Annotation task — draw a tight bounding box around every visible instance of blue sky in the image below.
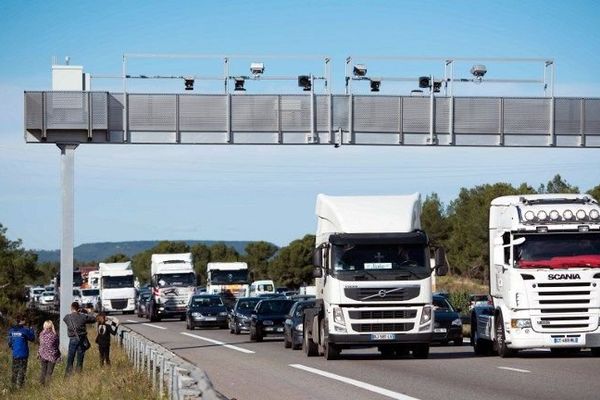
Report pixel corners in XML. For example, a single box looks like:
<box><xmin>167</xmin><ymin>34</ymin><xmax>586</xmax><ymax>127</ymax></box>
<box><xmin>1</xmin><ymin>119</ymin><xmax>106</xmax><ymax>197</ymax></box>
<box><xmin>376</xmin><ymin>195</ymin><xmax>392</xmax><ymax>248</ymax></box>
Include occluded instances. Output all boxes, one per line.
<box><xmin>1</xmin><ymin>1</ymin><xmax>600</xmax><ymax>250</ymax></box>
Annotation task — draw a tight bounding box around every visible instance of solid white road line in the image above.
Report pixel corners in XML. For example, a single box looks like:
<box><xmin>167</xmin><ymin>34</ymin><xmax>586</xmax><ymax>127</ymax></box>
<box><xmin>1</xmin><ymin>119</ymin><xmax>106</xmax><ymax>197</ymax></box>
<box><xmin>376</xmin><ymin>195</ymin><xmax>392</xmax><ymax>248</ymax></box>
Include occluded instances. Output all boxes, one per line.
<box><xmin>180</xmin><ymin>332</ymin><xmax>255</xmax><ymax>354</ymax></box>
<box><xmin>497</xmin><ymin>366</ymin><xmax>531</xmax><ymax>373</ymax></box>
<box><xmin>125</xmin><ymin>319</ymin><xmax>167</xmax><ymax>330</ymax></box>
<box><xmin>289</xmin><ymin>364</ymin><xmax>421</xmax><ymax>400</ymax></box>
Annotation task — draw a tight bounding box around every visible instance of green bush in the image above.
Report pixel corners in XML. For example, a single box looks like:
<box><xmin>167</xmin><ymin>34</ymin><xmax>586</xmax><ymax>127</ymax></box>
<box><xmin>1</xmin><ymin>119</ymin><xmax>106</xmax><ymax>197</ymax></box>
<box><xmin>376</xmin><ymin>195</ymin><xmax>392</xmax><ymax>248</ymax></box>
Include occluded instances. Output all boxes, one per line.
<box><xmin>448</xmin><ymin>290</ymin><xmax>471</xmax><ymax>314</ymax></box>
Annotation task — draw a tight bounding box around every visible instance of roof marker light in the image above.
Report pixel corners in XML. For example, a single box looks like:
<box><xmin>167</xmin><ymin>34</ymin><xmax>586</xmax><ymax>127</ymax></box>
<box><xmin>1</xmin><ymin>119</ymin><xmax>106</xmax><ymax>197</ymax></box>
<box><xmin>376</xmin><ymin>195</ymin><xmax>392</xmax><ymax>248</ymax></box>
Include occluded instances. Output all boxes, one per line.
<box><xmin>549</xmin><ymin>210</ymin><xmax>560</xmax><ymax>221</ymax></box>
<box><xmin>537</xmin><ymin>210</ymin><xmax>548</xmax><ymax>221</ymax></box>
<box><xmin>576</xmin><ymin>209</ymin><xmax>587</xmax><ymax>220</ymax></box>
<box><xmin>524</xmin><ymin>211</ymin><xmax>535</xmax><ymax>221</ymax></box>
<box><xmin>563</xmin><ymin>210</ymin><xmax>574</xmax><ymax>220</ymax></box>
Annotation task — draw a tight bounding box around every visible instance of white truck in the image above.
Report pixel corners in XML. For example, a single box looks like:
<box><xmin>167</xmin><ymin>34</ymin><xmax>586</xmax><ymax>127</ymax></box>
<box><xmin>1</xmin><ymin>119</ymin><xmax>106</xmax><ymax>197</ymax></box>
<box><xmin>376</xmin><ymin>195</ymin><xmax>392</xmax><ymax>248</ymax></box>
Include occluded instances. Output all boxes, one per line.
<box><xmin>206</xmin><ymin>262</ymin><xmax>249</xmax><ymax>298</ymax></box>
<box><xmin>303</xmin><ymin>193</ymin><xmax>448</xmax><ymax>360</ymax></box>
<box><xmin>98</xmin><ymin>262</ymin><xmax>136</xmax><ymax>314</ymax></box>
<box><xmin>471</xmin><ymin>194</ymin><xmax>600</xmax><ymax>357</ymax></box>
<box><xmin>148</xmin><ymin>253</ymin><xmax>196</xmax><ymax>321</ymax></box>
<box><xmin>248</xmin><ymin>280</ymin><xmax>275</xmax><ymax>297</ymax></box>
<box><xmin>87</xmin><ymin>270</ymin><xmax>100</xmax><ymax>289</ymax></box>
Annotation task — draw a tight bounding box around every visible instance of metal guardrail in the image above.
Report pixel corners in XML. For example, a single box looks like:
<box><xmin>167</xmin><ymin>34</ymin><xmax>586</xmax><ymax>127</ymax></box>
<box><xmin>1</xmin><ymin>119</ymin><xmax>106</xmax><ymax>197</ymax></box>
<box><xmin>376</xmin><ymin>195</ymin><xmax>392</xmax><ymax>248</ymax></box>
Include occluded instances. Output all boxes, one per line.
<box><xmin>24</xmin><ymin>91</ymin><xmax>600</xmax><ymax>147</ymax></box>
<box><xmin>120</xmin><ymin>326</ymin><xmax>227</xmax><ymax>400</ymax></box>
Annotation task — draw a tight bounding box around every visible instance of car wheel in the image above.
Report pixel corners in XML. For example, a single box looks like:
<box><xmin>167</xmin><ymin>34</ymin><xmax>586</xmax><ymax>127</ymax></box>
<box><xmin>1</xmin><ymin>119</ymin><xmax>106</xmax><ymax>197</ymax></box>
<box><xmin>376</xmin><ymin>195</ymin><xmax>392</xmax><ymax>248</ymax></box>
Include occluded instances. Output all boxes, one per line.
<box><xmin>303</xmin><ymin>325</ymin><xmax>318</xmax><ymax>357</ymax></box>
<box><xmin>471</xmin><ymin>317</ymin><xmax>492</xmax><ymax>356</ymax></box>
<box><xmin>292</xmin><ymin>338</ymin><xmax>301</xmax><ymax>350</ymax></box>
<box><xmin>180</xmin><ymin>314</ymin><xmax>186</xmax><ymax>321</ymax></box>
<box><xmin>495</xmin><ymin>314</ymin><xmax>516</xmax><ymax>358</ymax></box>
<box><xmin>454</xmin><ymin>337</ymin><xmax>464</xmax><ymax>346</ymax></box>
<box><xmin>250</xmin><ymin>326</ymin><xmax>258</xmax><ymax>341</ymax></box>
<box><xmin>412</xmin><ymin>344</ymin><xmax>430</xmax><ymax>359</ymax></box>
<box><xmin>229</xmin><ymin>323</ymin><xmax>235</xmax><ymax>334</ymax></box>
<box><xmin>255</xmin><ymin>327</ymin><xmax>263</xmax><ymax>342</ymax></box>
<box><xmin>234</xmin><ymin>323</ymin><xmax>241</xmax><ymax>335</ymax></box>
<box><xmin>284</xmin><ymin>333</ymin><xmax>292</xmax><ymax>349</ymax></box>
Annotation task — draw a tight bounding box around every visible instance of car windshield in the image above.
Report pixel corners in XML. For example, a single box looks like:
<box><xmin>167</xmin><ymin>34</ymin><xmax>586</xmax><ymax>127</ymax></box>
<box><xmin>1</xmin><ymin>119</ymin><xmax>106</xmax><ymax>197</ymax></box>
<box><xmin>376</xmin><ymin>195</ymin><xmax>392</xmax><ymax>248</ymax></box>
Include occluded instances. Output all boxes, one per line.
<box><xmin>236</xmin><ymin>299</ymin><xmax>260</xmax><ymax>310</ymax></box>
<box><xmin>294</xmin><ymin>301</ymin><xmax>315</xmax><ymax>317</ymax></box>
<box><xmin>257</xmin><ymin>300</ymin><xmax>295</xmax><ymax>315</ymax></box>
<box><xmin>156</xmin><ymin>273</ymin><xmax>196</xmax><ymax>287</ymax></box>
<box><xmin>515</xmin><ymin>233</ymin><xmax>600</xmax><ymax>268</ymax></box>
<box><xmin>210</xmin><ymin>270</ymin><xmax>248</xmax><ymax>284</ymax></box>
<box><xmin>191</xmin><ymin>297</ymin><xmax>223</xmax><ymax>307</ymax></box>
<box><xmin>33</xmin><ymin>289</ymin><xmax>45</xmax><ymax>294</ymax></box>
<box><xmin>103</xmin><ymin>275</ymin><xmax>134</xmax><ymax>289</ymax></box>
<box><xmin>332</xmin><ymin>243</ymin><xmax>429</xmax><ymax>280</ymax></box>
<box><xmin>81</xmin><ymin>289</ymin><xmax>99</xmax><ymax>296</ymax></box>
<box><xmin>73</xmin><ymin>290</ymin><xmax>80</xmax><ymax>296</ymax></box>
<box><xmin>433</xmin><ymin>297</ymin><xmax>453</xmax><ymax>311</ymax></box>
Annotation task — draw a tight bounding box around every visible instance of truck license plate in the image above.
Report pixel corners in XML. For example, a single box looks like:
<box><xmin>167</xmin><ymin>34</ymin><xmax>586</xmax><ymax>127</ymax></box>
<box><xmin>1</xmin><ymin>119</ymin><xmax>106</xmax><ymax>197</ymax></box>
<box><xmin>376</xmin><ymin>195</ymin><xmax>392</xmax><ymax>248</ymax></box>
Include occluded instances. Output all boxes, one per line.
<box><xmin>553</xmin><ymin>337</ymin><xmax>579</xmax><ymax>344</ymax></box>
<box><xmin>371</xmin><ymin>333</ymin><xmax>395</xmax><ymax>340</ymax></box>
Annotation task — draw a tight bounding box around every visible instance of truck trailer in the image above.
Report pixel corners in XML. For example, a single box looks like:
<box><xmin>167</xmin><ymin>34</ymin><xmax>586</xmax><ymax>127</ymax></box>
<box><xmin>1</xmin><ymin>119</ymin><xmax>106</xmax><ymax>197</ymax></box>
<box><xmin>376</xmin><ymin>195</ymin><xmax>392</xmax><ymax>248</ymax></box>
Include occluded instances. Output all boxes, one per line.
<box><xmin>303</xmin><ymin>193</ymin><xmax>448</xmax><ymax>360</ymax></box>
<box><xmin>471</xmin><ymin>194</ymin><xmax>600</xmax><ymax>357</ymax></box>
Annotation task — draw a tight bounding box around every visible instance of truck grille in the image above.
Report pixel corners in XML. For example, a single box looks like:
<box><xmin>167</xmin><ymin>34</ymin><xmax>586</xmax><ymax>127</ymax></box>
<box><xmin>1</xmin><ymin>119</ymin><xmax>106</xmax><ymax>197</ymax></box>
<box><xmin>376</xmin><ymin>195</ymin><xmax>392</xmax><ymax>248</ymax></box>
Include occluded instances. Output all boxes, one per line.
<box><xmin>344</xmin><ymin>286</ymin><xmax>420</xmax><ymax>302</ymax></box>
<box><xmin>352</xmin><ymin>323</ymin><xmax>414</xmax><ymax>332</ymax></box>
<box><xmin>348</xmin><ymin>310</ymin><xmax>417</xmax><ymax>319</ymax></box>
<box><xmin>111</xmin><ymin>299</ymin><xmax>128</xmax><ymax>310</ymax></box>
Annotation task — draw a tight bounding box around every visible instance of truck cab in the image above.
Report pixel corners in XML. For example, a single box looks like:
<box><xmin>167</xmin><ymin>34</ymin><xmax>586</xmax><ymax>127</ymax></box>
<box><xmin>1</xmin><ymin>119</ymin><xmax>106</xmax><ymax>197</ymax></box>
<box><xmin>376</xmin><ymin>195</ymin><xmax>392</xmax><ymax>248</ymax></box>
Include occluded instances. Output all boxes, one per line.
<box><xmin>149</xmin><ymin>253</ymin><xmax>196</xmax><ymax>321</ymax></box>
<box><xmin>471</xmin><ymin>194</ymin><xmax>600</xmax><ymax>357</ymax></box>
<box><xmin>303</xmin><ymin>193</ymin><xmax>447</xmax><ymax>360</ymax></box>
<box><xmin>98</xmin><ymin>261</ymin><xmax>136</xmax><ymax>314</ymax></box>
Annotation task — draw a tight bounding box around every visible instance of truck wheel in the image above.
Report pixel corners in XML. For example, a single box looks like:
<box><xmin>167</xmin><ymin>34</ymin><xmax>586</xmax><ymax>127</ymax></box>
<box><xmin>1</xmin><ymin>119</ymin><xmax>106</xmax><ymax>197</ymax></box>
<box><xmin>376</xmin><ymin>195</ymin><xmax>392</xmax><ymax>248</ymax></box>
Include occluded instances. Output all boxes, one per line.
<box><xmin>303</xmin><ymin>325</ymin><xmax>318</xmax><ymax>357</ymax></box>
<box><xmin>495</xmin><ymin>314</ymin><xmax>516</xmax><ymax>358</ymax></box>
<box><xmin>412</xmin><ymin>344</ymin><xmax>430</xmax><ymax>359</ymax></box>
<box><xmin>324</xmin><ymin>341</ymin><xmax>339</xmax><ymax>360</ymax></box>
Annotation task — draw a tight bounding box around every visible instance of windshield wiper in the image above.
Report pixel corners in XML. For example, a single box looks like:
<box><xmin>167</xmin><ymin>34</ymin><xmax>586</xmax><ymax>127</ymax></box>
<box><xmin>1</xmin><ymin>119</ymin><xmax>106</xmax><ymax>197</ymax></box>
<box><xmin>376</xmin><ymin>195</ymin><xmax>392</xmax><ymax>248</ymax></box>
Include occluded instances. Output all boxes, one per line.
<box><xmin>354</xmin><ymin>270</ymin><xmax>378</xmax><ymax>281</ymax></box>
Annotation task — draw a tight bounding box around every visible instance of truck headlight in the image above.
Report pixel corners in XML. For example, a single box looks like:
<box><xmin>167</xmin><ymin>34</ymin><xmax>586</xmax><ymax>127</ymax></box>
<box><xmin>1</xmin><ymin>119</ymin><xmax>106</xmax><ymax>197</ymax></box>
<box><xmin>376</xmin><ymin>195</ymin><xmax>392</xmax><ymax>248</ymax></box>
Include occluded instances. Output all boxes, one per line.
<box><xmin>295</xmin><ymin>323</ymin><xmax>303</xmax><ymax>332</ymax></box>
<box><xmin>333</xmin><ymin>307</ymin><xmax>345</xmax><ymax>325</ymax></box>
<box><xmin>420</xmin><ymin>305</ymin><xmax>432</xmax><ymax>324</ymax></box>
<box><xmin>511</xmin><ymin>319</ymin><xmax>531</xmax><ymax>329</ymax></box>
<box><xmin>451</xmin><ymin>318</ymin><xmax>462</xmax><ymax>326</ymax></box>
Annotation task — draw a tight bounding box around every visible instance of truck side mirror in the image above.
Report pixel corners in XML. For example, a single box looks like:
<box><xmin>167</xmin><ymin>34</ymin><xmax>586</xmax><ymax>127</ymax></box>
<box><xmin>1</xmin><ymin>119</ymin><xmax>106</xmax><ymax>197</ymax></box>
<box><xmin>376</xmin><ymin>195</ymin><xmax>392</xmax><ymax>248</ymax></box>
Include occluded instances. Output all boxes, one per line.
<box><xmin>312</xmin><ymin>248</ymin><xmax>323</xmax><ymax>267</ymax></box>
<box><xmin>434</xmin><ymin>248</ymin><xmax>448</xmax><ymax>276</ymax></box>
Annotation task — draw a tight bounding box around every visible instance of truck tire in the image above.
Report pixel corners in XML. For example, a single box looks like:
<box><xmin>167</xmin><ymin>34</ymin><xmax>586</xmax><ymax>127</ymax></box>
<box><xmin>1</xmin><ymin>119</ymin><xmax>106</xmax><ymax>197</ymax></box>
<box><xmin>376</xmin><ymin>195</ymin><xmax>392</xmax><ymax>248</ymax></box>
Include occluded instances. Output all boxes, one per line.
<box><xmin>303</xmin><ymin>325</ymin><xmax>318</xmax><ymax>357</ymax></box>
<box><xmin>412</xmin><ymin>344</ymin><xmax>430</xmax><ymax>359</ymax></box>
<box><xmin>495</xmin><ymin>314</ymin><xmax>516</xmax><ymax>358</ymax></box>
<box><xmin>321</xmin><ymin>322</ymin><xmax>339</xmax><ymax>360</ymax></box>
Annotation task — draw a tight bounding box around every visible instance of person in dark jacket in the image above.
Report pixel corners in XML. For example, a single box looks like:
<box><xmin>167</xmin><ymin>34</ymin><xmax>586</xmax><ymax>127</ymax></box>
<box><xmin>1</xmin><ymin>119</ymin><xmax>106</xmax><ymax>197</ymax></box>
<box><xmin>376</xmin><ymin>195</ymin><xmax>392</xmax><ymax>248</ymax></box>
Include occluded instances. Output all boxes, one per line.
<box><xmin>95</xmin><ymin>313</ymin><xmax>118</xmax><ymax>366</ymax></box>
<box><xmin>63</xmin><ymin>301</ymin><xmax>96</xmax><ymax>376</ymax></box>
<box><xmin>8</xmin><ymin>315</ymin><xmax>35</xmax><ymax>389</ymax></box>
<box><xmin>38</xmin><ymin>320</ymin><xmax>60</xmax><ymax>385</ymax></box>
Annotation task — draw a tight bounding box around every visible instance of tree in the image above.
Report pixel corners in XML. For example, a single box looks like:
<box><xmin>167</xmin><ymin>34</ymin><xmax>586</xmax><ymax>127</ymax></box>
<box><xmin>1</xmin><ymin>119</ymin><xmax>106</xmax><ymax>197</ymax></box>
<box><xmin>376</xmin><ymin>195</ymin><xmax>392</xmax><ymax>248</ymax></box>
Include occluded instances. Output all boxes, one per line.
<box><xmin>587</xmin><ymin>184</ymin><xmax>600</xmax><ymax>201</ymax></box>
<box><xmin>191</xmin><ymin>243</ymin><xmax>210</xmax><ymax>284</ymax></box>
<box><xmin>209</xmin><ymin>242</ymin><xmax>239</xmax><ymax>262</ymax></box>
<box><xmin>103</xmin><ymin>253</ymin><xmax>130</xmax><ymax>263</ymax></box>
<box><xmin>421</xmin><ymin>193</ymin><xmax>450</xmax><ymax>249</ymax></box>
<box><xmin>538</xmin><ymin>174</ymin><xmax>579</xmax><ymax>194</ymax></box>
<box><xmin>270</xmin><ymin>235</ymin><xmax>315</xmax><ymax>289</ymax></box>
<box><xmin>243</xmin><ymin>241</ymin><xmax>278</xmax><ymax>280</ymax></box>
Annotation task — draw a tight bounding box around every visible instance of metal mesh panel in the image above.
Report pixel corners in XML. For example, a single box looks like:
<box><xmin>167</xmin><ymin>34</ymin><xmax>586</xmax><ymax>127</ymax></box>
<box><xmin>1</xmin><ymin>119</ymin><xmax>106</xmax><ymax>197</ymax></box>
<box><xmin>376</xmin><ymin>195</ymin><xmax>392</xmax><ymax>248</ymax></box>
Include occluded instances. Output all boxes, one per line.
<box><xmin>354</xmin><ymin>96</ymin><xmax>400</xmax><ymax>132</ymax></box>
<box><xmin>91</xmin><ymin>92</ymin><xmax>108</xmax><ymax>130</ymax></box>
<box><xmin>279</xmin><ymin>95</ymin><xmax>310</xmax><ymax>132</ymax></box>
<box><xmin>454</xmin><ymin>98</ymin><xmax>500</xmax><ymax>134</ymax></box>
<box><xmin>129</xmin><ymin>94</ymin><xmax>176</xmax><ymax>131</ymax></box>
<box><xmin>108</xmin><ymin>94</ymin><xmax>124</xmax><ymax>131</ymax></box>
<box><xmin>179</xmin><ymin>95</ymin><xmax>226</xmax><ymax>132</ymax></box>
<box><xmin>232</xmin><ymin>95</ymin><xmax>278</xmax><ymax>132</ymax></box>
<box><xmin>315</xmin><ymin>95</ymin><xmax>330</xmax><ymax>132</ymax></box>
<box><xmin>402</xmin><ymin>97</ymin><xmax>429</xmax><ymax>133</ymax></box>
<box><xmin>25</xmin><ymin>92</ymin><xmax>43</xmax><ymax>130</ymax></box>
<box><xmin>554</xmin><ymin>98</ymin><xmax>581</xmax><ymax>135</ymax></box>
<box><xmin>435</xmin><ymin>97</ymin><xmax>449</xmax><ymax>133</ymax></box>
<box><xmin>332</xmin><ymin>95</ymin><xmax>349</xmax><ymax>131</ymax></box>
<box><xmin>504</xmin><ymin>98</ymin><xmax>550</xmax><ymax>134</ymax></box>
<box><xmin>46</xmin><ymin>92</ymin><xmax>88</xmax><ymax>129</ymax></box>
<box><xmin>584</xmin><ymin>99</ymin><xmax>600</xmax><ymax>134</ymax></box>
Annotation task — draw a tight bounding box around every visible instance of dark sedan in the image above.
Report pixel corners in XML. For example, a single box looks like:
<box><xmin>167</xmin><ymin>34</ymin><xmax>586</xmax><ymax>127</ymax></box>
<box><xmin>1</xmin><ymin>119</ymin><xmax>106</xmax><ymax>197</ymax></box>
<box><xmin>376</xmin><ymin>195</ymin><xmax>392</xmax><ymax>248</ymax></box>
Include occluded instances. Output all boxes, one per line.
<box><xmin>432</xmin><ymin>294</ymin><xmax>463</xmax><ymax>345</ymax></box>
<box><xmin>283</xmin><ymin>299</ymin><xmax>315</xmax><ymax>350</ymax></box>
<box><xmin>136</xmin><ymin>291</ymin><xmax>151</xmax><ymax>318</ymax></box>
<box><xmin>228</xmin><ymin>297</ymin><xmax>261</xmax><ymax>334</ymax></box>
<box><xmin>185</xmin><ymin>295</ymin><xmax>229</xmax><ymax>330</ymax></box>
<box><xmin>250</xmin><ymin>299</ymin><xmax>296</xmax><ymax>342</ymax></box>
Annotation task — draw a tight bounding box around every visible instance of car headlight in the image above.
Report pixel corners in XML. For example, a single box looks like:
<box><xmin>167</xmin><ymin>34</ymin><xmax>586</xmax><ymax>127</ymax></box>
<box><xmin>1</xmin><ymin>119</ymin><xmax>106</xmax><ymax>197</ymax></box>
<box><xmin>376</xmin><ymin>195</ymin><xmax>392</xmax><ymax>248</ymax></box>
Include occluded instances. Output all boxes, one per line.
<box><xmin>263</xmin><ymin>320</ymin><xmax>274</xmax><ymax>326</ymax></box>
<box><xmin>191</xmin><ymin>312</ymin><xmax>201</xmax><ymax>317</ymax></box>
<box><xmin>420</xmin><ymin>305</ymin><xmax>432</xmax><ymax>324</ymax></box>
<box><xmin>511</xmin><ymin>319</ymin><xmax>531</xmax><ymax>329</ymax></box>
<box><xmin>295</xmin><ymin>323</ymin><xmax>303</xmax><ymax>332</ymax></box>
<box><xmin>451</xmin><ymin>318</ymin><xmax>462</xmax><ymax>326</ymax></box>
<box><xmin>219</xmin><ymin>311</ymin><xmax>228</xmax><ymax>316</ymax></box>
<box><xmin>333</xmin><ymin>307</ymin><xmax>345</xmax><ymax>325</ymax></box>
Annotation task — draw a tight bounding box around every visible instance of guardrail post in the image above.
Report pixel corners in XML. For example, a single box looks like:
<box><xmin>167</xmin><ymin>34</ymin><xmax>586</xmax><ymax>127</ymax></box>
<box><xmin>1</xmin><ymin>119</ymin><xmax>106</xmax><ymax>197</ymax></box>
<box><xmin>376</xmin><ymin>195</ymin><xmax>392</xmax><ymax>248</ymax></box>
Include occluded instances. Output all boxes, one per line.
<box><xmin>159</xmin><ymin>355</ymin><xmax>165</xmax><ymax>398</ymax></box>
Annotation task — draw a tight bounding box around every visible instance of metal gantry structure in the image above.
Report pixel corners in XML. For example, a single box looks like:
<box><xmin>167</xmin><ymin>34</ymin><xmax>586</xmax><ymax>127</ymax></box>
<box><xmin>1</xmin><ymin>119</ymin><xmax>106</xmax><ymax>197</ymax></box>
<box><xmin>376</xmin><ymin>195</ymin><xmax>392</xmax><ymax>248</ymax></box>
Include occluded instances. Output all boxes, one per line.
<box><xmin>22</xmin><ymin>54</ymin><xmax>599</xmax><ymax>350</ymax></box>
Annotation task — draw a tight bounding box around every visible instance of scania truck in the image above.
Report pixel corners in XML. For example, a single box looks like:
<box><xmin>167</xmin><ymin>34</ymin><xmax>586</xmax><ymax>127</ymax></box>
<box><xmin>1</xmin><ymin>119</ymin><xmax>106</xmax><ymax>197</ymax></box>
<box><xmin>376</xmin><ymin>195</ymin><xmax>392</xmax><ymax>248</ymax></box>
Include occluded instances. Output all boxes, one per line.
<box><xmin>98</xmin><ymin>262</ymin><xmax>136</xmax><ymax>314</ymax></box>
<box><xmin>148</xmin><ymin>253</ymin><xmax>196</xmax><ymax>322</ymax></box>
<box><xmin>471</xmin><ymin>194</ymin><xmax>600</xmax><ymax>357</ymax></box>
<box><xmin>303</xmin><ymin>193</ymin><xmax>448</xmax><ymax>360</ymax></box>
<box><xmin>206</xmin><ymin>262</ymin><xmax>250</xmax><ymax>298</ymax></box>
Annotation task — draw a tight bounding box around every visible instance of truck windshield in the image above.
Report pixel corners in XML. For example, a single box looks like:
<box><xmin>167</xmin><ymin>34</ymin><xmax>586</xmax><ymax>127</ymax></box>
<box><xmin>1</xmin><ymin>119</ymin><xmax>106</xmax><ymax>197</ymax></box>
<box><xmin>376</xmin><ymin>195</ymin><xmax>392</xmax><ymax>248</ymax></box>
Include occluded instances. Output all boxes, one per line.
<box><xmin>156</xmin><ymin>273</ymin><xmax>196</xmax><ymax>287</ymax></box>
<box><xmin>81</xmin><ymin>289</ymin><xmax>99</xmax><ymax>296</ymax></box>
<box><xmin>332</xmin><ymin>243</ymin><xmax>429</xmax><ymax>280</ymax></box>
<box><xmin>210</xmin><ymin>270</ymin><xmax>248</xmax><ymax>284</ymax></box>
<box><xmin>515</xmin><ymin>233</ymin><xmax>600</xmax><ymax>268</ymax></box>
<box><xmin>102</xmin><ymin>275</ymin><xmax>134</xmax><ymax>289</ymax></box>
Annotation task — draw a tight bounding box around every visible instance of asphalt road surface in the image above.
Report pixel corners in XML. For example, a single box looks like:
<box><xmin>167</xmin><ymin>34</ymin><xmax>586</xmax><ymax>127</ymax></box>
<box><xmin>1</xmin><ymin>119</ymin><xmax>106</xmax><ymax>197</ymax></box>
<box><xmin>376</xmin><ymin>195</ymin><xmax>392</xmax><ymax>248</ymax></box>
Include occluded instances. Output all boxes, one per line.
<box><xmin>122</xmin><ymin>316</ymin><xmax>600</xmax><ymax>400</ymax></box>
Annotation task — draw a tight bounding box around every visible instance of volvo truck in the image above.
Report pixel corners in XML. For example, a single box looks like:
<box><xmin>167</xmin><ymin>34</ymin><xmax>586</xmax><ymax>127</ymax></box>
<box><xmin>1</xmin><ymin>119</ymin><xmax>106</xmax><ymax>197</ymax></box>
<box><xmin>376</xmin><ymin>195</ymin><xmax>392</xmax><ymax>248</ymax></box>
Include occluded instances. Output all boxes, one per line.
<box><xmin>303</xmin><ymin>193</ymin><xmax>448</xmax><ymax>360</ymax></box>
<box><xmin>206</xmin><ymin>262</ymin><xmax>250</xmax><ymax>298</ymax></box>
<box><xmin>98</xmin><ymin>262</ymin><xmax>135</xmax><ymax>314</ymax></box>
<box><xmin>148</xmin><ymin>253</ymin><xmax>196</xmax><ymax>321</ymax></box>
<box><xmin>471</xmin><ymin>194</ymin><xmax>600</xmax><ymax>357</ymax></box>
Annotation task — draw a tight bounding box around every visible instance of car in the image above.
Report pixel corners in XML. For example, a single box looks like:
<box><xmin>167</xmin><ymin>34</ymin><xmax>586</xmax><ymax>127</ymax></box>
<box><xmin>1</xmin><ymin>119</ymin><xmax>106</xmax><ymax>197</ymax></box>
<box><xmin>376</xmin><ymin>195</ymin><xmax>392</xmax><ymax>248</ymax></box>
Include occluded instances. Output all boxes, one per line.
<box><xmin>283</xmin><ymin>299</ymin><xmax>315</xmax><ymax>350</ymax></box>
<box><xmin>80</xmin><ymin>288</ymin><xmax>100</xmax><ymax>309</ymax></box>
<box><xmin>228</xmin><ymin>297</ymin><xmax>261</xmax><ymax>335</ymax></box>
<box><xmin>185</xmin><ymin>295</ymin><xmax>229</xmax><ymax>330</ymax></box>
<box><xmin>30</xmin><ymin>287</ymin><xmax>45</xmax><ymax>303</ymax></box>
<box><xmin>136</xmin><ymin>291</ymin><xmax>152</xmax><ymax>318</ymax></box>
<box><xmin>432</xmin><ymin>294</ymin><xmax>463</xmax><ymax>346</ymax></box>
<box><xmin>249</xmin><ymin>299</ymin><xmax>296</xmax><ymax>342</ymax></box>
<box><xmin>469</xmin><ymin>293</ymin><xmax>491</xmax><ymax>310</ymax></box>
<box><xmin>39</xmin><ymin>291</ymin><xmax>55</xmax><ymax>307</ymax></box>
<box><xmin>256</xmin><ymin>293</ymin><xmax>285</xmax><ymax>299</ymax></box>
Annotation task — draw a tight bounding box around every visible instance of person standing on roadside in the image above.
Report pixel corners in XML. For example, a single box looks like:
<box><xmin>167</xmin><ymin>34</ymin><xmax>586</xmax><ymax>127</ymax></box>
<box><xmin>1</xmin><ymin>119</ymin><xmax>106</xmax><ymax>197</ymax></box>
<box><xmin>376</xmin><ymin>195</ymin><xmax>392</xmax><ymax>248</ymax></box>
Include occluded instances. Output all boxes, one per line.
<box><xmin>7</xmin><ymin>315</ymin><xmax>35</xmax><ymax>389</ymax></box>
<box><xmin>95</xmin><ymin>313</ymin><xmax>118</xmax><ymax>366</ymax></box>
<box><xmin>63</xmin><ymin>301</ymin><xmax>96</xmax><ymax>376</ymax></box>
<box><xmin>38</xmin><ymin>320</ymin><xmax>60</xmax><ymax>385</ymax></box>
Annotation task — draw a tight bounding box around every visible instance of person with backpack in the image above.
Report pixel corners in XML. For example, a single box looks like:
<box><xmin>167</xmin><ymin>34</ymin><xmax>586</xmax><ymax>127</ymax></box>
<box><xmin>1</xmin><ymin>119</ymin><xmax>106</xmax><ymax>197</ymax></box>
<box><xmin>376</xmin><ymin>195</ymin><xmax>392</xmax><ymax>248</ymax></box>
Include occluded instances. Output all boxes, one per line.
<box><xmin>38</xmin><ymin>320</ymin><xmax>61</xmax><ymax>385</ymax></box>
<box><xmin>95</xmin><ymin>313</ymin><xmax>118</xmax><ymax>366</ymax></box>
<box><xmin>63</xmin><ymin>301</ymin><xmax>96</xmax><ymax>376</ymax></box>
<box><xmin>7</xmin><ymin>315</ymin><xmax>35</xmax><ymax>389</ymax></box>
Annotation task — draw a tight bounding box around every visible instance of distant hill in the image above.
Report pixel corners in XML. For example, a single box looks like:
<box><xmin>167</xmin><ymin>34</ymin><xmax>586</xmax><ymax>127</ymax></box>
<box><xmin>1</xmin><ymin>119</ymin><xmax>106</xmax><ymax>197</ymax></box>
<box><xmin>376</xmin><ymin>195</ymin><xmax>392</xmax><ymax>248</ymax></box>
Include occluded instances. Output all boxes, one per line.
<box><xmin>34</xmin><ymin>240</ymin><xmax>255</xmax><ymax>263</ymax></box>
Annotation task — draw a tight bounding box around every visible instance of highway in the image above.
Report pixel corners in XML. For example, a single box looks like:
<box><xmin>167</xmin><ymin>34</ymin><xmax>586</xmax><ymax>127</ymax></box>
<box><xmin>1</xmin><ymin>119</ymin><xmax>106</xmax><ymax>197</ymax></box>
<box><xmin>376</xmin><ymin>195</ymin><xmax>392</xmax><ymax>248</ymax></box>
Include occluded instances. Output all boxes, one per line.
<box><xmin>122</xmin><ymin>316</ymin><xmax>600</xmax><ymax>400</ymax></box>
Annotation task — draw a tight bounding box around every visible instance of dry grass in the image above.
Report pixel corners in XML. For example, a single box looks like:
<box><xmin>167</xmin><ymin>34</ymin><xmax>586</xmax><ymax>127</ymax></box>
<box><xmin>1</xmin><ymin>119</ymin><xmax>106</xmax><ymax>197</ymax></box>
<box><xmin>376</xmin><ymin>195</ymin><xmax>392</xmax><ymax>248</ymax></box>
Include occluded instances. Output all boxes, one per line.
<box><xmin>0</xmin><ymin>327</ymin><xmax>159</xmax><ymax>400</ymax></box>
<box><xmin>435</xmin><ymin>275</ymin><xmax>489</xmax><ymax>294</ymax></box>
